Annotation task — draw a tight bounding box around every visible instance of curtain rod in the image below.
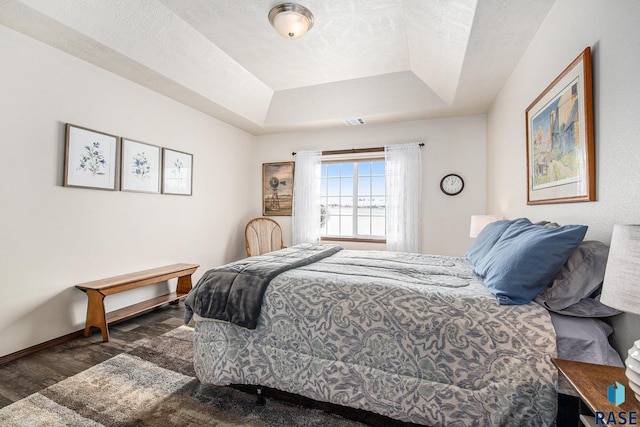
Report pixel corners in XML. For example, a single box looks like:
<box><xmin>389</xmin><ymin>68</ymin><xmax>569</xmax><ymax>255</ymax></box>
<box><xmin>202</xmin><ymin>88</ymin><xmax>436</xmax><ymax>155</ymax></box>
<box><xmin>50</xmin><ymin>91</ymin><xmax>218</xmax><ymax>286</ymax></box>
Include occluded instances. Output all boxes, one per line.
<box><xmin>292</xmin><ymin>143</ymin><xmax>423</xmax><ymax>156</ymax></box>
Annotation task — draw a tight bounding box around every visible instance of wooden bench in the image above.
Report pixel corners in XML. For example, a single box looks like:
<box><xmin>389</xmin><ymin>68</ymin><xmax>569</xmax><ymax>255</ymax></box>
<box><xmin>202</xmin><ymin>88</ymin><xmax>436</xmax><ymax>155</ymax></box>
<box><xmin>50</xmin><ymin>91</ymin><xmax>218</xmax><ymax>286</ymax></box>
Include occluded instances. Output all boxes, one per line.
<box><xmin>76</xmin><ymin>263</ymin><xmax>199</xmax><ymax>342</ymax></box>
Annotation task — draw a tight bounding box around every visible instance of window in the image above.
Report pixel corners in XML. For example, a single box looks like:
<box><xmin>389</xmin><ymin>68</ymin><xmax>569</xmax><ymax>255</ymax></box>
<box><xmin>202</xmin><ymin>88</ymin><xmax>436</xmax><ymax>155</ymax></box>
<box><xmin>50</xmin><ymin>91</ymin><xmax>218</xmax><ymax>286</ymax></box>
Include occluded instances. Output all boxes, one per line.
<box><xmin>320</xmin><ymin>159</ymin><xmax>386</xmax><ymax>241</ymax></box>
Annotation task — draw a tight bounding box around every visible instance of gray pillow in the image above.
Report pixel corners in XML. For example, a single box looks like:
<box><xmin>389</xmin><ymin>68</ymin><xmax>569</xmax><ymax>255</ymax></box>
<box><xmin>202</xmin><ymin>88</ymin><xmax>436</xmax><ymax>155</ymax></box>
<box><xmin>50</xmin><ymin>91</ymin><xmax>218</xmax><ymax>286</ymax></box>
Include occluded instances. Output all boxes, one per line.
<box><xmin>550</xmin><ymin>312</ymin><xmax>624</xmax><ymax>366</ymax></box>
<box><xmin>549</xmin><ymin>296</ymin><xmax>620</xmax><ymax>317</ymax></box>
<box><xmin>535</xmin><ymin>240</ymin><xmax>610</xmax><ymax>311</ymax></box>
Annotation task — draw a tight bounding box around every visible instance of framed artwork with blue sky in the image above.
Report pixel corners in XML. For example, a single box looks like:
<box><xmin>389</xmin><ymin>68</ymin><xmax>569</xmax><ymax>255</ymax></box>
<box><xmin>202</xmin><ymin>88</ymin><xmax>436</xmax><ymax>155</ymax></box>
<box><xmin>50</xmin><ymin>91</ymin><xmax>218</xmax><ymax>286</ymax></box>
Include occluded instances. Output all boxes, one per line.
<box><xmin>525</xmin><ymin>47</ymin><xmax>595</xmax><ymax>204</ymax></box>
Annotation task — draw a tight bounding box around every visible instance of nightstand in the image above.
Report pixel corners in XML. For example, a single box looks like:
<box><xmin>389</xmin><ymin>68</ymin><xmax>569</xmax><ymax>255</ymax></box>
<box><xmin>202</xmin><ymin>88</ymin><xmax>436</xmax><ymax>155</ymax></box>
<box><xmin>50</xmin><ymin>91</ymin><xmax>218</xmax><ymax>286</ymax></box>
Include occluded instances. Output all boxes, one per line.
<box><xmin>553</xmin><ymin>359</ymin><xmax>640</xmax><ymax>426</ymax></box>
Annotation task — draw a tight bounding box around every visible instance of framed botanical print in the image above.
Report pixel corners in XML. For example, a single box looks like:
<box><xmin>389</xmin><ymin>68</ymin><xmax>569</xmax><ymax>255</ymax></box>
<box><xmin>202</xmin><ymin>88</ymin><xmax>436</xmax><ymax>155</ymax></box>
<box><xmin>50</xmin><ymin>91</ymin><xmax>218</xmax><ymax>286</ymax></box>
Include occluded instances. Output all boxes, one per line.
<box><xmin>64</xmin><ymin>124</ymin><xmax>119</xmax><ymax>190</ymax></box>
<box><xmin>263</xmin><ymin>162</ymin><xmax>294</xmax><ymax>216</ymax></box>
<box><xmin>162</xmin><ymin>148</ymin><xmax>193</xmax><ymax>195</ymax></box>
<box><xmin>120</xmin><ymin>138</ymin><xmax>161</xmax><ymax>193</ymax></box>
<box><xmin>525</xmin><ymin>47</ymin><xmax>595</xmax><ymax>204</ymax></box>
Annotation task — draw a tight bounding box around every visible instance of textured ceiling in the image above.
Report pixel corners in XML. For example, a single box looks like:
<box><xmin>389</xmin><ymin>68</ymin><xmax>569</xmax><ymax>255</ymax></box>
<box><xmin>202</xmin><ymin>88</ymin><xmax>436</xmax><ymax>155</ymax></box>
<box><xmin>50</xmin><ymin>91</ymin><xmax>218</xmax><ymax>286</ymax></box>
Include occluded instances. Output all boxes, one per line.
<box><xmin>0</xmin><ymin>0</ymin><xmax>556</xmax><ymax>135</ymax></box>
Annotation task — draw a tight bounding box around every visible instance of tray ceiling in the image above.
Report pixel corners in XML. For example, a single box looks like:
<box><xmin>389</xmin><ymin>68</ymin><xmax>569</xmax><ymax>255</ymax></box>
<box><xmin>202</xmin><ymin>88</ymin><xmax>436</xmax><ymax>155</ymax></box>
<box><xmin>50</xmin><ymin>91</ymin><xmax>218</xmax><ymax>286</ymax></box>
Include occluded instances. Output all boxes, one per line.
<box><xmin>0</xmin><ymin>0</ymin><xmax>556</xmax><ymax>134</ymax></box>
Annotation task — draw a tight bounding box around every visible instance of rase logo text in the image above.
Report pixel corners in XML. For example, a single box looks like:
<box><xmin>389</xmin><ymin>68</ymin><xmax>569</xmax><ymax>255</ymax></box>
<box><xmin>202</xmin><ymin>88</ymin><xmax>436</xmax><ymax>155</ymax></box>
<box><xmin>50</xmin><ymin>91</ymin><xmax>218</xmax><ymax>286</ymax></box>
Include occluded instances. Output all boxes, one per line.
<box><xmin>595</xmin><ymin>382</ymin><xmax>638</xmax><ymax>425</ymax></box>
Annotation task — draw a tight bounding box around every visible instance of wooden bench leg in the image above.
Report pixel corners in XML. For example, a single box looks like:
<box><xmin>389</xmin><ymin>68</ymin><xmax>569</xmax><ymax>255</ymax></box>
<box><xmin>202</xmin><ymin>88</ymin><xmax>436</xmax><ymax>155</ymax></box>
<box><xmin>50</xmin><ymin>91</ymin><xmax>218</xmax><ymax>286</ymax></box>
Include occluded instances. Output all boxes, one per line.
<box><xmin>170</xmin><ymin>275</ymin><xmax>193</xmax><ymax>305</ymax></box>
<box><xmin>84</xmin><ymin>289</ymin><xmax>110</xmax><ymax>342</ymax></box>
<box><xmin>176</xmin><ymin>274</ymin><xmax>193</xmax><ymax>295</ymax></box>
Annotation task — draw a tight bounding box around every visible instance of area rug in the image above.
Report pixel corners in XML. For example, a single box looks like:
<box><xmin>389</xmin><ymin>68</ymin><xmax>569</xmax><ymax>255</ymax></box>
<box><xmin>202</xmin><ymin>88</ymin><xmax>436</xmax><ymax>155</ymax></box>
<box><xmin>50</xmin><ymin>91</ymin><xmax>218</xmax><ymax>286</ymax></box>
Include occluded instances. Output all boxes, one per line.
<box><xmin>0</xmin><ymin>325</ymin><xmax>368</xmax><ymax>426</ymax></box>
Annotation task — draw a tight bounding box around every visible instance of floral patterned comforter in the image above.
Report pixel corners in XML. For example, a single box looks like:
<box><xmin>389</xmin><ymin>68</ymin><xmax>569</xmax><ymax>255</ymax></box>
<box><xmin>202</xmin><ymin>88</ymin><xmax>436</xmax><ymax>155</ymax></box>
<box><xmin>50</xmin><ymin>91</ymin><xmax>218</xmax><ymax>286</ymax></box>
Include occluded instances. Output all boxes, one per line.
<box><xmin>192</xmin><ymin>249</ymin><xmax>557</xmax><ymax>426</ymax></box>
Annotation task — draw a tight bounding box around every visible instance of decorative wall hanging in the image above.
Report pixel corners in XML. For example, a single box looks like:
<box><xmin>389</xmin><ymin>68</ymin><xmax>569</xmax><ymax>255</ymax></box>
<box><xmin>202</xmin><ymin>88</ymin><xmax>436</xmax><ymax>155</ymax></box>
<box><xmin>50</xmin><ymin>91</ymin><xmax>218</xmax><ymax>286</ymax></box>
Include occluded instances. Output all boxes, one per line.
<box><xmin>263</xmin><ymin>162</ymin><xmax>294</xmax><ymax>216</ymax></box>
<box><xmin>120</xmin><ymin>138</ymin><xmax>161</xmax><ymax>194</ymax></box>
<box><xmin>162</xmin><ymin>148</ymin><xmax>193</xmax><ymax>196</ymax></box>
<box><xmin>64</xmin><ymin>124</ymin><xmax>119</xmax><ymax>190</ymax></box>
<box><xmin>526</xmin><ymin>47</ymin><xmax>595</xmax><ymax>204</ymax></box>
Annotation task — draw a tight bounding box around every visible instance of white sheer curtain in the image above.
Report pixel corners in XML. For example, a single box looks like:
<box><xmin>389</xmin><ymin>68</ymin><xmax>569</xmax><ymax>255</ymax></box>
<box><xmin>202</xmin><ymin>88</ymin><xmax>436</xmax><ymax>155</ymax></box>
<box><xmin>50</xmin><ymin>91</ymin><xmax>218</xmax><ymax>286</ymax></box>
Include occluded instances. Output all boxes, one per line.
<box><xmin>292</xmin><ymin>150</ymin><xmax>322</xmax><ymax>245</ymax></box>
<box><xmin>385</xmin><ymin>143</ymin><xmax>422</xmax><ymax>253</ymax></box>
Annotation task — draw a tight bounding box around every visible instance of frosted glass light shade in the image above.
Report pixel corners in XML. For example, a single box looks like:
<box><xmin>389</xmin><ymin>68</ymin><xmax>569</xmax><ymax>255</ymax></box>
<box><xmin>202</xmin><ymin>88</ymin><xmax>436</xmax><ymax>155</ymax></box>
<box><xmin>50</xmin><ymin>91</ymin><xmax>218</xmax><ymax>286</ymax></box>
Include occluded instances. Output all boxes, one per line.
<box><xmin>469</xmin><ymin>215</ymin><xmax>501</xmax><ymax>238</ymax></box>
<box><xmin>269</xmin><ymin>4</ymin><xmax>314</xmax><ymax>39</ymax></box>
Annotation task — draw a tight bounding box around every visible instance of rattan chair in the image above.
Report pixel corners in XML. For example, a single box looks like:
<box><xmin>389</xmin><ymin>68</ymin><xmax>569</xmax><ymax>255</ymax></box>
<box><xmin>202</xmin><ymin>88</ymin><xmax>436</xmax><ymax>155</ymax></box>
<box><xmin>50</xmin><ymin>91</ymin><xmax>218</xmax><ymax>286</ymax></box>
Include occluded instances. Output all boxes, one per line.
<box><xmin>244</xmin><ymin>217</ymin><xmax>286</xmax><ymax>256</ymax></box>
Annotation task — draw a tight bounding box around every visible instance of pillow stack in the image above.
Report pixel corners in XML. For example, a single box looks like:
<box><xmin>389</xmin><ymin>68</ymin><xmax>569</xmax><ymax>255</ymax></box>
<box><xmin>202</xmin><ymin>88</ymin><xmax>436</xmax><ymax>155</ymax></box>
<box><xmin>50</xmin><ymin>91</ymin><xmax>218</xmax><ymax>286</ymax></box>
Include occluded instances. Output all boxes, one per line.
<box><xmin>465</xmin><ymin>218</ymin><xmax>588</xmax><ymax>305</ymax></box>
<box><xmin>535</xmin><ymin>240</ymin><xmax>619</xmax><ymax>317</ymax></box>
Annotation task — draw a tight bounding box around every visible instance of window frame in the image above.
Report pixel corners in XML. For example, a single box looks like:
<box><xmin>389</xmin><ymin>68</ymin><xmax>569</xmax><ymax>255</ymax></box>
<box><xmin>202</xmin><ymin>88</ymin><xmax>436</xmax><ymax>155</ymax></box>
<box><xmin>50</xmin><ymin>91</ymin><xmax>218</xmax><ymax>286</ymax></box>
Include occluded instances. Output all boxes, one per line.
<box><xmin>319</xmin><ymin>156</ymin><xmax>387</xmax><ymax>243</ymax></box>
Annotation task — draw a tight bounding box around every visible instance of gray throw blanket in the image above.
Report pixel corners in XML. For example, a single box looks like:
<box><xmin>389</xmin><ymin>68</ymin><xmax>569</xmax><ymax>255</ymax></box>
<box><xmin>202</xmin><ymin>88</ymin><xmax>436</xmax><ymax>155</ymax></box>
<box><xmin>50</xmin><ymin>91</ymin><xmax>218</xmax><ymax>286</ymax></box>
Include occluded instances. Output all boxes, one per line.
<box><xmin>184</xmin><ymin>243</ymin><xmax>343</xmax><ymax>328</ymax></box>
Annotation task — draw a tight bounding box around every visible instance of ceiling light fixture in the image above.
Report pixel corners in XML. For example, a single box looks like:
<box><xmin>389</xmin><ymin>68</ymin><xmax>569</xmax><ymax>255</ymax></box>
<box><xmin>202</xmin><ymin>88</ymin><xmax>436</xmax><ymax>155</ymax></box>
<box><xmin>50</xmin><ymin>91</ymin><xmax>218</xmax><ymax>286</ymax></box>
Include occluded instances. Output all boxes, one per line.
<box><xmin>268</xmin><ymin>3</ymin><xmax>314</xmax><ymax>40</ymax></box>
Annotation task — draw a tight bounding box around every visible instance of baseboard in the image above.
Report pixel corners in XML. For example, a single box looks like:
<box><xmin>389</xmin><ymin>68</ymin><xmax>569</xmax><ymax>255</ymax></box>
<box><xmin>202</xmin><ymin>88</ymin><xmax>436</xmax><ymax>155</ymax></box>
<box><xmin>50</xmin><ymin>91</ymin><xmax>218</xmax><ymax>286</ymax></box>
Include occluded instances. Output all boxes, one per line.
<box><xmin>0</xmin><ymin>304</ymin><xmax>179</xmax><ymax>365</ymax></box>
<box><xmin>0</xmin><ymin>329</ymin><xmax>85</xmax><ymax>365</ymax></box>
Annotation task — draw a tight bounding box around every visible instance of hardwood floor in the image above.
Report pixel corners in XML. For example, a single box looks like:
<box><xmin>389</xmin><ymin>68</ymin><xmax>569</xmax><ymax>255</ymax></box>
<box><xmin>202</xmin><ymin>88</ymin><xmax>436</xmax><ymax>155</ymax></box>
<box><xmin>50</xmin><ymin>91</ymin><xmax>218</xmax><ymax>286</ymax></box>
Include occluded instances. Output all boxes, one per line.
<box><xmin>0</xmin><ymin>303</ymin><xmax>188</xmax><ymax>409</ymax></box>
<box><xmin>0</xmin><ymin>304</ymin><xmax>415</xmax><ymax>427</ymax></box>
<box><xmin>0</xmin><ymin>304</ymin><xmax>570</xmax><ymax>427</ymax></box>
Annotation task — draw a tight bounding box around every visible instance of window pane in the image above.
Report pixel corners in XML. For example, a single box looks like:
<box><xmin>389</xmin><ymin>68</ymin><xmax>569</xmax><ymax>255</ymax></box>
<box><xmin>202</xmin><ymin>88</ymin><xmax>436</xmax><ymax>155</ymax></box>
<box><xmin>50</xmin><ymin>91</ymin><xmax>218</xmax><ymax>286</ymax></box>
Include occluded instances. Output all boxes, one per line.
<box><xmin>371</xmin><ymin>216</ymin><xmax>385</xmax><ymax>236</ymax></box>
<box><xmin>340</xmin><ymin>216</ymin><xmax>353</xmax><ymax>236</ymax></box>
<box><xmin>357</xmin><ymin>196</ymin><xmax>368</xmax><ymax>206</ymax></box>
<box><xmin>357</xmin><ymin>196</ymin><xmax>370</xmax><ymax>207</ymax></box>
<box><xmin>340</xmin><ymin>177</ymin><xmax>353</xmax><ymax>196</ymax></box>
<box><xmin>373</xmin><ymin>199</ymin><xmax>385</xmax><ymax>210</ymax></box>
<box><xmin>341</xmin><ymin>163</ymin><xmax>354</xmax><ymax>177</ymax></box>
<box><xmin>358</xmin><ymin>162</ymin><xmax>371</xmax><ymax>176</ymax></box>
<box><xmin>327</xmin><ymin>163</ymin><xmax>340</xmax><ymax>177</ymax></box>
<box><xmin>372</xmin><ymin>161</ymin><xmax>385</xmax><ymax>175</ymax></box>
<box><xmin>321</xmin><ymin>159</ymin><xmax>387</xmax><ymax>239</ymax></box>
<box><xmin>327</xmin><ymin>178</ymin><xmax>340</xmax><ymax>196</ymax></box>
<box><xmin>327</xmin><ymin>196</ymin><xmax>340</xmax><ymax>210</ymax></box>
<box><xmin>371</xmin><ymin>176</ymin><xmax>385</xmax><ymax>196</ymax></box>
<box><xmin>321</xmin><ymin>163</ymin><xmax>328</xmax><ymax>177</ymax></box>
<box><xmin>358</xmin><ymin>177</ymin><xmax>370</xmax><ymax>196</ymax></box>
<box><xmin>358</xmin><ymin>207</ymin><xmax>371</xmax><ymax>217</ymax></box>
<box><xmin>326</xmin><ymin>215</ymin><xmax>339</xmax><ymax>235</ymax></box>
<box><xmin>357</xmin><ymin>216</ymin><xmax>371</xmax><ymax>236</ymax></box>
<box><xmin>340</xmin><ymin>197</ymin><xmax>353</xmax><ymax>215</ymax></box>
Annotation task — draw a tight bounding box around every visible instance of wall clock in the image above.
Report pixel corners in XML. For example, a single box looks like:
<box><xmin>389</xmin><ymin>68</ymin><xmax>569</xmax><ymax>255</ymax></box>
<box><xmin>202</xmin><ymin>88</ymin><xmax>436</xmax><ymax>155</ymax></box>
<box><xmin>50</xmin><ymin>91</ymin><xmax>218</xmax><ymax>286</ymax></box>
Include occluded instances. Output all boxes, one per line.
<box><xmin>440</xmin><ymin>173</ymin><xmax>464</xmax><ymax>196</ymax></box>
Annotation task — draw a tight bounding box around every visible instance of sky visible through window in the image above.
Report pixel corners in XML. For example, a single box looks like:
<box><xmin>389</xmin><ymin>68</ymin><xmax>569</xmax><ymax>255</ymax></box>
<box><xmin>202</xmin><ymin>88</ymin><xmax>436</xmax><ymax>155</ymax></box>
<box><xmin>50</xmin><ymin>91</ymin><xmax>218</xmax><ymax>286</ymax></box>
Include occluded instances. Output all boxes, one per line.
<box><xmin>320</xmin><ymin>160</ymin><xmax>386</xmax><ymax>239</ymax></box>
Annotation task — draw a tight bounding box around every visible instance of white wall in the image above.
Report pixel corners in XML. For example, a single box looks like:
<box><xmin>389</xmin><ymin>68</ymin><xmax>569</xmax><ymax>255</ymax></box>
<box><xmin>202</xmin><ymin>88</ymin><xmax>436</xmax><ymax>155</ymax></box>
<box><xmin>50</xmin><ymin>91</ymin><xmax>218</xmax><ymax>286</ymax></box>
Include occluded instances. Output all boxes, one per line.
<box><xmin>254</xmin><ymin>116</ymin><xmax>487</xmax><ymax>256</ymax></box>
<box><xmin>0</xmin><ymin>25</ymin><xmax>254</xmax><ymax>358</ymax></box>
<box><xmin>9</xmin><ymin>0</ymin><xmax>634</xmax><ymax>361</ymax></box>
<box><xmin>486</xmin><ymin>0</ymin><xmax>640</xmax><ymax>356</ymax></box>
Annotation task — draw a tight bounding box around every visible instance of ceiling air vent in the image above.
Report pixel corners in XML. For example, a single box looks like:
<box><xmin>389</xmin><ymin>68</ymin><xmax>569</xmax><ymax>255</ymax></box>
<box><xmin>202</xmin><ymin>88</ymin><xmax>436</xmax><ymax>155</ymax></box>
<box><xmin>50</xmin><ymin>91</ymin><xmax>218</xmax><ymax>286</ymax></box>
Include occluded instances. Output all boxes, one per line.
<box><xmin>343</xmin><ymin>118</ymin><xmax>366</xmax><ymax>126</ymax></box>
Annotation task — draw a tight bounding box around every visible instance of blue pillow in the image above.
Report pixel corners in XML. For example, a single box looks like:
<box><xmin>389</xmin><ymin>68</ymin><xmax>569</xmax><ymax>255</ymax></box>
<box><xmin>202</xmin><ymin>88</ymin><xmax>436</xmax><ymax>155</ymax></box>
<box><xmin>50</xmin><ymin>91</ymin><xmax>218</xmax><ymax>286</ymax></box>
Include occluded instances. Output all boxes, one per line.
<box><xmin>465</xmin><ymin>219</ymin><xmax>528</xmax><ymax>265</ymax></box>
<box><xmin>474</xmin><ymin>220</ymin><xmax>588</xmax><ymax>305</ymax></box>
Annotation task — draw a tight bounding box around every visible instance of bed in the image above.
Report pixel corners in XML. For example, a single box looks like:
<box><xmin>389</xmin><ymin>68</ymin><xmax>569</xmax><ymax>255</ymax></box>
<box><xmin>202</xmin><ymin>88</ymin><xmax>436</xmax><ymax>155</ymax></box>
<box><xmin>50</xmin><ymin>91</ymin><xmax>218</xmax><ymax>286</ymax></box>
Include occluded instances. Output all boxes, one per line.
<box><xmin>184</xmin><ymin>218</ymin><xmax>621</xmax><ymax>426</ymax></box>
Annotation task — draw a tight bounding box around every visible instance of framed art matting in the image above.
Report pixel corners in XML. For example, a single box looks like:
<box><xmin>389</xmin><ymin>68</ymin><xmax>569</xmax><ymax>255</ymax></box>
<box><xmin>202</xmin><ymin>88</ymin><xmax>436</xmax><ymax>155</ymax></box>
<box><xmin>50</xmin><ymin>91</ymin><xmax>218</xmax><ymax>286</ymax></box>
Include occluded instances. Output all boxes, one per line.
<box><xmin>263</xmin><ymin>162</ymin><xmax>294</xmax><ymax>216</ymax></box>
<box><xmin>120</xmin><ymin>138</ymin><xmax>161</xmax><ymax>193</ymax></box>
<box><xmin>64</xmin><ymin>124</ymin><xmax>119</xmax><ymax>190</ymax></box>
<box><xmin>525</xmin><ymin>47</ymin><xmax>595</xmax><ymax>205</ymax></box>
<box><xmin>162</xmin><ymin>148</ymin><xmax>193</xmax><ymax>195</ymax></box>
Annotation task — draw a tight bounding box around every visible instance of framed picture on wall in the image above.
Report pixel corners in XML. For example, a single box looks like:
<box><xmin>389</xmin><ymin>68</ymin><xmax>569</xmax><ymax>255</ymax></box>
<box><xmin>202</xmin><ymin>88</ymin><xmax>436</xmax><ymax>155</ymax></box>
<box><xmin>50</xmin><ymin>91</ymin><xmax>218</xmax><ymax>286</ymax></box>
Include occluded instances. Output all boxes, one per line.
<box><xmin>525</xmin><ymin>47</ymin><xmax>595</xmax><ymax>204</ymax></box>
<box><xmin>162</xmin><ymin>148</ymin><xmax>193</xmax><ymax>195</ymax></box>
<box><xmin>64</xmin><ymin>124</ymin><xmax>119</xmax><ymax>190</ymax></box>
<box><xmin>263</xmin><ymin>162</ymin><xmax>294</xmax><ymax>216</ymax></box>
<box><xmin>120</xmin><ymin>138</ymin><xmax>161</xmax><ymax>193</ymax></box>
